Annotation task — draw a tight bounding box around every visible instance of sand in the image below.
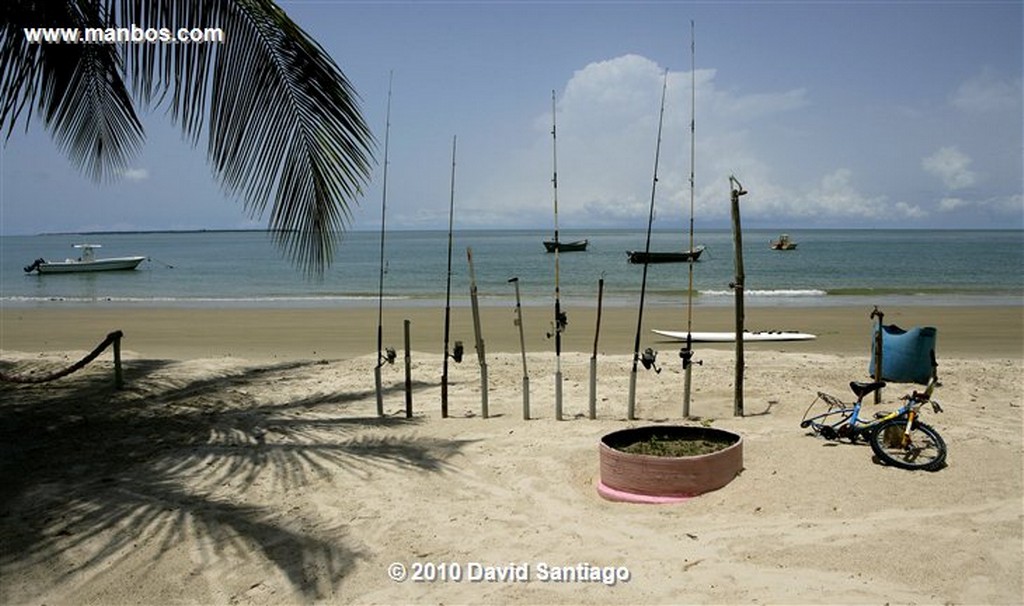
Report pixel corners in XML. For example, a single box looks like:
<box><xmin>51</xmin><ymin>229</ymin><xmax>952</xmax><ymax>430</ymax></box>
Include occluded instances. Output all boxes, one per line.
<box><xmin>1</xmin><ymin>304</ymin><xmax>1022</xmax><ymax>604</ymax></box>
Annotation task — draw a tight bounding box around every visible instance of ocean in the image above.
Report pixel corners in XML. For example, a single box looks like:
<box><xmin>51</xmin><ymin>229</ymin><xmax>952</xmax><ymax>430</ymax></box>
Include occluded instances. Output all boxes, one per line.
<box><xmin>1</xmin><ymin>229</ymin><xmax>1021</xmax><ymax>309</ymax></box>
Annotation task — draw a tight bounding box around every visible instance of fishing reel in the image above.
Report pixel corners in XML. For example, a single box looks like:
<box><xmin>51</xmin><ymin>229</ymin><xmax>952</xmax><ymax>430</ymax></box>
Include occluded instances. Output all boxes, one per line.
<box><xmin>448</xmin><ymin>341</ymin><xmax>464</xmax><ymax>363</ymax></box>
<box><xmin>545</xmin><ymin>311</ymin><xmax>569</xmax><ymax>338</ymax></box>
<box><xmin>640</xmin><ymin>348</ymin><xmax>661</xmax><ymax>374</ymax></box>
<box><xmin>380</xmin><ymin>347</ymin><xmax>397</xmax><ymax>366</ymax></box>
<box><xmin>679</xmin><ymin>347</ymin><xmax>703</xmax><ymax>370</ymax></box>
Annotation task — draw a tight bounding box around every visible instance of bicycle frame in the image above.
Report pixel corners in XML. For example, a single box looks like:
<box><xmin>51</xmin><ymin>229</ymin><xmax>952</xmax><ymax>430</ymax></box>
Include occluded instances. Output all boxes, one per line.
<box><xmin>801</xmin><ymin>379</ymin><xmax>940</xmax><ymax>443</ymax></box>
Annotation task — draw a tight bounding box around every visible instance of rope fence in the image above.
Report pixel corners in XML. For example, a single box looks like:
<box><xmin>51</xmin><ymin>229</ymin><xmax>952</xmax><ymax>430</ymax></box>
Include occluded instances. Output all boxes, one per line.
<box><xmin>0</xmin><ymin>330</ymin><xmax>124</xmax><ymax>389</ymax></box>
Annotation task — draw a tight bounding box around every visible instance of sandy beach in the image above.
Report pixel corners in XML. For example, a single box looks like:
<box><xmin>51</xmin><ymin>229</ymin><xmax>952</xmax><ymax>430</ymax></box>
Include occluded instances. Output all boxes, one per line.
<box><xmin>1</xmin><ymin>304</ymin><xmax>1021</xmax><ymax>604</ymax></box>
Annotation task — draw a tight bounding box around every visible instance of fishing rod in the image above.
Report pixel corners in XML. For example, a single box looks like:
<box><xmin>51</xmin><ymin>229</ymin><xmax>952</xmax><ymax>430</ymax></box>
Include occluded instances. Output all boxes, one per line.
<box><xmin>441</xmin><ymin>135</ymin><xmax>462</xmax><ymax>418</ymax></box>
<box><xmin>627</xmin><ymin>69</ymin><xmax>670</xmax><ymax>421</ymax></box>
<box><xmin>682</xmin><ymin>21</ymin><xmax>701</xmax><ymax>418</ymax></box>
<box><xmin>374</xmin><ymin>72</ymin><xmax>395</xmax><ymax>417</ymax></box>
<box><xmin>549</xmin><ymin>89</ymin><xmax>567</xmax><ymax>421</ymax></box>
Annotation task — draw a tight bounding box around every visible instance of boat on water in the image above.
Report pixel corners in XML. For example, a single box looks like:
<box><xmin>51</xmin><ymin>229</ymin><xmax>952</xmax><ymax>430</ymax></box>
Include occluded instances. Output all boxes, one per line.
<box><xmin>24</xmin><ymin>244</ymin><xmax>146</xmax><ymax>274</ymax></box>
<box><xmin>543</xmin><ymin>239</ymin><xmax>588</xmax><ymax>253</ymax></box>
<box><xmin>626</xmin><ymin>245</ymin><xmax>705</xmax><ymax>264</ymax></box>
<box><xmin>770</xmin><ymin>234</ymin><xmax>798</xmax><ymax>250</ymax></box>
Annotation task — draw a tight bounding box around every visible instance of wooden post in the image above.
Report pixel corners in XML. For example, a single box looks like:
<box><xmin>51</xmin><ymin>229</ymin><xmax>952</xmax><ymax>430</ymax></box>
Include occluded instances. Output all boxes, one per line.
<box><xmin>404</xmin><ymin>320</ymin><xmax>412</xmax><ymax>418</ymax></box>
<box><xmin>589</xmin><ymin>278</ymin><xmax>604</xmax><ymax>420</ymax></box>
<box><xmin>112</xmin><ymin>331</ymin><xmax>124</xmax><ymax>389</ymax></box>
<box><xmin>871</xmin><ymin>306</ymin><xmax>885</xmax><ymax>403</ymax></box>
<box><xmin>509</xmin><ymin>277</ymin><xmax>530</xmax><ymax>420</ymax></box>
<box><xmin>729</xmin><ymin>176</ymin><xmax>747</xmax><ymax>417</ymax></box>
<box><xmin>467</xmin><ymin>247</ymin><xmax>488</xmax><ymax>418</ymax></box>
<box><xmin>682</xmin><ymin>345</ymin><xmax>693</xmax><ymax>419</ymax></box>
<box><xmin>374</xmin><ymin>366</ymin><xmax>383</xmax><ymax>417</ymax></box>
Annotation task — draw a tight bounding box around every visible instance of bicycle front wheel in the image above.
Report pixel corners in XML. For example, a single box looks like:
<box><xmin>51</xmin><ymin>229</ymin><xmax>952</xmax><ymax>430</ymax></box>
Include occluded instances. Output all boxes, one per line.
<box><xmin>869</xmin><ymin>419</ymin><xmax>947</xmax><ymax>471</ymax></box>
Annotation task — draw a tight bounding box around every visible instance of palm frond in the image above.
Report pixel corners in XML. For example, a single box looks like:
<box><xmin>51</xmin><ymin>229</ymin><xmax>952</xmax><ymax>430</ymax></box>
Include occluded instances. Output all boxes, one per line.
<box><xmin>117</xmin><ymin>0</ymin><xmax>375</xmax><ymax>275</ymax></box>
<box><xmin>1</xmin><ymin>0</ymin><xmax>144</xmax><ymax>181</ymax></box>
<box><xmin>2</xmin><ymin>0</ymin><xmax>374</xmax><ymax>274</ymax></box>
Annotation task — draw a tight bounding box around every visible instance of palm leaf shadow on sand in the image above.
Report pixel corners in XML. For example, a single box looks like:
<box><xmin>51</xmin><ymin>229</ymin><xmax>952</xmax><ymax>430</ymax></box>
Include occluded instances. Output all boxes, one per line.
<box><xmin>0</xmin><ymin>357</ymin><xmax>472</xmax><ymax>600</ymax></box>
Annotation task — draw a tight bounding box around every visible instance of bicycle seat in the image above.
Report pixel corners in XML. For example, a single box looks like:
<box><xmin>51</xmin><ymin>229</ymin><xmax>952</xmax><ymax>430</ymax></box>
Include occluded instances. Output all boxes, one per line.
<box><xmin>849</xmin><ymin>381</ymin><xmax>886</xmax><ymax>399</ymax></box>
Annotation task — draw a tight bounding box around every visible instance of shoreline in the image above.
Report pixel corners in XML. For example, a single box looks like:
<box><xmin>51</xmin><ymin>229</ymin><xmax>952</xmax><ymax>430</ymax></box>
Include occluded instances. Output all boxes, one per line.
<box><xmin>2</xmin><ymin>304</ymin><xmax>1020</xmax><ymax>361</ymax></box>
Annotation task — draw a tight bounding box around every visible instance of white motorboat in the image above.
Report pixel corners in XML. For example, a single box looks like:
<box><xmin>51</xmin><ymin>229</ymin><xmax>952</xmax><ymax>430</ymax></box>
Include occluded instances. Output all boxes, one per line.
<box><xmin>24</xmin><ymin>244</ymin><xmax>146</xmax><ymax>274</ymax></box>
<box><xmin>770</xmin><ymin>233</ymin><xmax>798</xmax><ymax>250</ymax></box>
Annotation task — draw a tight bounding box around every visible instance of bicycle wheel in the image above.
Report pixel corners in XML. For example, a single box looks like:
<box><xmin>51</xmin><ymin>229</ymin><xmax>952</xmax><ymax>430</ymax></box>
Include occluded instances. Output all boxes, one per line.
<box><xmin>869</xmin><ymin>419</ymin><xmax>947</xmax><ymax>471</ymax></box>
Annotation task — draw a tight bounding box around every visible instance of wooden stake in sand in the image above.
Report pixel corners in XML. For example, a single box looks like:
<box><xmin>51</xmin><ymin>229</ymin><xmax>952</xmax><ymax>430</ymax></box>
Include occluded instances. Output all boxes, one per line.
<box><xmin>589</xmin><ymin>277</ymin><xmax>604</xmax><ymax>420</ymax></box>
<box><xmin>509</xmin><ymin>277</ymin><xmax>530</xmax><ymax>420</ymax></box>
<box><xmin>467</xmin><ymin>247</ymin><xmax>488</xmax><ymax>418</ymax></box>
<box><xmin>404</xmin><ymin>319</ymin><xmax>412</xmax><ymax>418</ymax></box>
<box><xmin>112</xmin><ymin>332</ymin><xmax>124</xmax><ymax>389</ymax></box>
<box><xmin>871</xmin><ymin>306</ymin><xmax>885</xmax><ymax>404</ymax></box>
<box><xmin>729</xmin><ymin>175</ymin><xmax>748</xmax><ymax>417</ymax></box>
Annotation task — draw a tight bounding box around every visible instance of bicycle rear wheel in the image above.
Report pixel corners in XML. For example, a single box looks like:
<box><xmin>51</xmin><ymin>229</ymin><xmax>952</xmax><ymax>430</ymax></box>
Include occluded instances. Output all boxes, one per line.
<box><xmin>869</xmin><ymin>419</ymin><xmax>947</xmax><ymax>471</ymax></box>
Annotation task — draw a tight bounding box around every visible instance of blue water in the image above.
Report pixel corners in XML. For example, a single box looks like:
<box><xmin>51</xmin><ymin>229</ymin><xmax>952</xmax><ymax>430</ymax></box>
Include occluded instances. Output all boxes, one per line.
<box><xmin>1</xmin><ymin>229</ymin><xmax>1021</xmax><ymax>308</ymax></box>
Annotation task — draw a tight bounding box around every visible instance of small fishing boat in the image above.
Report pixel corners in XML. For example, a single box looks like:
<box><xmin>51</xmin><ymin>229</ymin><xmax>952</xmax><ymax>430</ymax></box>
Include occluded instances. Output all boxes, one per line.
<box><xmin>770</xmin><ymin>234</ymin><xmax>798</xmax><ymax>250</ymax></box>
<box><xmin>626</xmin><ymin>245</ymin><xmax>705</xmax><ymax>264</ymax></box>
<box><xmin>543</xmin><ymin>239</ymin><xmax>588</xmax><ymax>253</ymax></box>
<box><xmin>24</xmin><ymin>244</ymin><xmax>146</xmax><ymax>274</ymax></box>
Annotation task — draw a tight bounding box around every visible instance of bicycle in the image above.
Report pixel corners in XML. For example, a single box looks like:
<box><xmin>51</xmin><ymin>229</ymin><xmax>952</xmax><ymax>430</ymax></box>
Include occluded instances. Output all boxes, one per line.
<box><xmin>800</xmin><ymin>378</ymin><xmax>947</xmax><ymax>471</ymax></box>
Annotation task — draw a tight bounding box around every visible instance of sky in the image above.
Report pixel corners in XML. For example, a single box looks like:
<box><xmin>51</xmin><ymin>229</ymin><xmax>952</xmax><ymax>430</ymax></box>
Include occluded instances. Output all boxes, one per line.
<box><xmin>1</xmin><ymin>1</ymin><xmax>1022</xmax><ymax>236</ymax></box>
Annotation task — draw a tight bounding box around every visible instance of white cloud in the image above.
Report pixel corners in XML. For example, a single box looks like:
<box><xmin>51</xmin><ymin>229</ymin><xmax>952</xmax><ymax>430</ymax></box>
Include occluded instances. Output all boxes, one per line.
<box><xmin>921</xmin><ymin>147</ymin><xmax>975</xmax><ymax>190</ymax></box>
<box><xmin>118</xmin><ymin>168</ymin><xmax>150</xmax><ymax>182</ymax></box>
<box><xmin>951</xmin><ymin>68</ymin><xmax>1022</xmax><ymax>113</ymax></box>
<box><xmin>562</xmin><ymin>54</ymin><xmax>664</xmax><ymax>122</ymax></box>
<box><xmin>894</xmin><ymin>201</ymin><xmax>927</xmax><ymax>219</ymax></box>
<box><xmin>458</xmin><ymin>53</ymin><xmax>1007</xmax><ymax>231</ymax></box>
<box><xmin>938</xmin><ymin>193</ymin><xmax>1024</xmax><ymax>221</ymax></box>
<box><xmin>786</xmin><ymin>170</ymin><xmax>927</xmax><ymax>222</ymax></box>
<box><xmin>708</xmin><ymin>87</ymin><xmax>808</xmax><ymax>122</ymax></box>
<box><xmin>519</xmin><ymin>54</ymin><xmax>810</xmax><ymax>228</ymax></box>
<box><xmin>938</xmin><ymin>197</ymin><xmax>969</xmax><ymax>212</ymax></box>
<box><xmin>1002</xmin><ymin>193</ymin><xmax>1024</xmax><ymax>216</ymax></box>
<box><xmin>805</xmin><ymin>169</ymin><xmax>888</xmax><ymax>219</ymax></box>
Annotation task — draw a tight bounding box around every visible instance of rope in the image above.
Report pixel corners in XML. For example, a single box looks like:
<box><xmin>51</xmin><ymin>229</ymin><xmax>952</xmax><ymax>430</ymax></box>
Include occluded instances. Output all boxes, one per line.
<box><xmin>0</xmin><ymin>330</ymin><xmax>123</xmax><ymax>384</ymax></box>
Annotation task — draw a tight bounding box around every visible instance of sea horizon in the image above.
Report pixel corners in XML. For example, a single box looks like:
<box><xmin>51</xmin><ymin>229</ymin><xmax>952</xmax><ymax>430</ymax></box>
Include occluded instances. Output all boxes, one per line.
<box><xmin>21</xmin><ymin>226</ymin><xmax>1024</xmax><ymax>236</ymax></box>
<box><xmin>2</xmin><ymin>228</ymin><xmax>1021</xmax><ymax>310</ymax></box>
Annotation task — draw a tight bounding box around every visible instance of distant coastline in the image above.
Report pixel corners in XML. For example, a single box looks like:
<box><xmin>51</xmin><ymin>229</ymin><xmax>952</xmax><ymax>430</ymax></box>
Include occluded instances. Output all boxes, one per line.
<box><xmin>37</xmin><ymin>228</ymin><xmax>273</xmax><ymax>236</ymax></box>
<box><xmin>31</xmin><ymin>226</ymin><xmax>1024</xmax><ymax>237</ymax></box>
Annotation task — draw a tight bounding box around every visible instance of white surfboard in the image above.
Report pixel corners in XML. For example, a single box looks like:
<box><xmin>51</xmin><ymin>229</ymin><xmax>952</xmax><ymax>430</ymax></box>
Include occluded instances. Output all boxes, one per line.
<box><xmin>652</xmin><ymin>329</ymin><xmax>817</xmax><ymax>343</ymax></box>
